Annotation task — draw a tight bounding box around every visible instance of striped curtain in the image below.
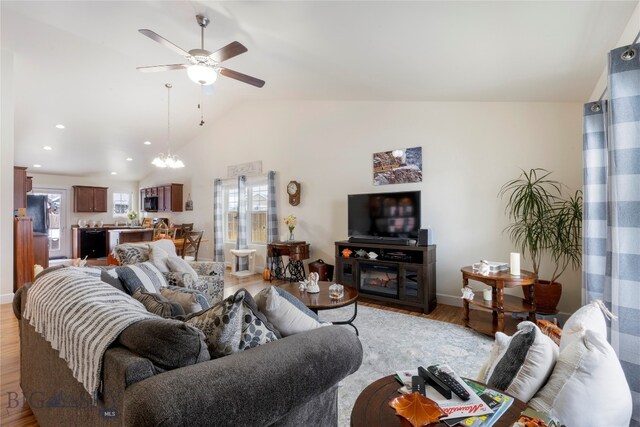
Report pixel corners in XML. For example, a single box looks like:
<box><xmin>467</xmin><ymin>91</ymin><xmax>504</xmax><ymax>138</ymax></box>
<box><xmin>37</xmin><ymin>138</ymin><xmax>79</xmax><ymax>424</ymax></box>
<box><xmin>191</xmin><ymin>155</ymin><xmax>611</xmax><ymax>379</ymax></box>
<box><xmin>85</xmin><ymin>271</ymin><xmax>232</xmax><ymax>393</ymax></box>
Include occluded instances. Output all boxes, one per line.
<box><xmin>213</xmin><ymin>179</ymin><xmax>225</xmax><ymax>262</ymax></box>
<box><xmin>266</xmin><ymin>171</ymin><xmax>279</xmax><ymax>265</ymax></box>
<box><xmin>236</xmin><ymin>175</ymin><xmax>248</xmax><ymax>271</ymax></box>
<box><xmin>583</xmin><ymin>42</ymin><xmax>640</xmax><ymax>426</ymax></box>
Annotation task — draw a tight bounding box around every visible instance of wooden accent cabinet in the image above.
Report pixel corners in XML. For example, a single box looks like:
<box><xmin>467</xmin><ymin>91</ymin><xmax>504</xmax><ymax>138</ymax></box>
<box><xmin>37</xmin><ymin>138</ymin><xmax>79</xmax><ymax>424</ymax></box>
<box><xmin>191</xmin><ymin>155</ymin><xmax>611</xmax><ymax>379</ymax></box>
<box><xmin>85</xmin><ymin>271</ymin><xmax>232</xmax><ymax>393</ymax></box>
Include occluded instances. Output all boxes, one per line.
<box><xmin>33</xmin><ymin>233</ymin><xmax>49</xmax><ymax>270</ymax></box>
<box><xmin>73</xmin><ymin>186</ymin><xmax>108</xmax><ymax>212</ymax></box>
<box><xmin>14</xmin><ymin>217</ymin><xmax>34</xmax><ymax>291</ymax></box>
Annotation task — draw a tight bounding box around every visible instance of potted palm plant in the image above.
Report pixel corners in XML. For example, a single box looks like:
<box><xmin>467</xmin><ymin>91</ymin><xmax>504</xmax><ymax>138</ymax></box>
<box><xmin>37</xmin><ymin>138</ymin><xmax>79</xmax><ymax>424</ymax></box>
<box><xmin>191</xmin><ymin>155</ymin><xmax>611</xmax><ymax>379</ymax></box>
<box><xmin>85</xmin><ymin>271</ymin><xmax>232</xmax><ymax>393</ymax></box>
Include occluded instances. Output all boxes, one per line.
<box><xmin>499</xmin><ymin>168</ymin><xmax>582</xmax><ymax>314</ymax></box>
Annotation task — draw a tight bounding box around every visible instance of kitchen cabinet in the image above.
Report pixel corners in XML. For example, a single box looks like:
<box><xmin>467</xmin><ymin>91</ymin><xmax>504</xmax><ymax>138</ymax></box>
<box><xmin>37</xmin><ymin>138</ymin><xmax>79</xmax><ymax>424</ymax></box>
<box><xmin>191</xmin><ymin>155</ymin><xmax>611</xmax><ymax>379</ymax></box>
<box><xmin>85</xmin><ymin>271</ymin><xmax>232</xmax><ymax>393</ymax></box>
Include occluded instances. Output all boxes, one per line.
<box><xmin>73</xmin><ymin>186</ymin><xmax>108</xmax><ymax>212</ymax></box>
<box><xmin>14</xmin><ymin>166</ymin><xmax>28</xmax><ymax>211</ymax></box>
<box><xmin>139</xmin><ymin>183</ymin><xmax>183</xmax><ymax>212</ymax></box>
<box><xmin>33</xmin><ymin>232</ymin><xmax>49</xmax><ymax>269</ymax></box>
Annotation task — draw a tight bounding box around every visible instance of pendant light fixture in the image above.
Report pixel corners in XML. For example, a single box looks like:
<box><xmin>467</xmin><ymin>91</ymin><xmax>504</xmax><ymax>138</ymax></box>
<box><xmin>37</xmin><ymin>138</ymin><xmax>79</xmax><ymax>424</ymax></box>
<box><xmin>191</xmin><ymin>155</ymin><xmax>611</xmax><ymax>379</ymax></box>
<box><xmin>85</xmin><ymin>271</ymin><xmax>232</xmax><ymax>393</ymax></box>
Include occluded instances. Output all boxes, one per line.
<box><xmin>152</xmin><ymin>83</ymin><xmax>185</xmax><ymax>168</ymax></box>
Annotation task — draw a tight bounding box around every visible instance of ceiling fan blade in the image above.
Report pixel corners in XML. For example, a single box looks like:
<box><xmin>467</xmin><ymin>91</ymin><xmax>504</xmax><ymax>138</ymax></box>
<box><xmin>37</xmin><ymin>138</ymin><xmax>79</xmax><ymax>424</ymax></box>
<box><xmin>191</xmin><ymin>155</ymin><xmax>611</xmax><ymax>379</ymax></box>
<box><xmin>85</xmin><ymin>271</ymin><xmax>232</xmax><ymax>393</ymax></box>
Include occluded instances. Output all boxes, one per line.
<box><xmin>139</xmin><ymin>29</ymin><xmax>190</xmax><ymax>57</ymax></box>
<box><xmin>136</xmin><ymin>64</ymin><xmax>189</xmax><ymax>73</ymax></box>
<box><xmin>209</xmin><ymin>41</ymin><xmax>248</xmax><ymax>63</ymax></box>
<box><xmin>219</xmin><ymin>67</ymin><xmax>265</xmax><ymax>88</ymax></box>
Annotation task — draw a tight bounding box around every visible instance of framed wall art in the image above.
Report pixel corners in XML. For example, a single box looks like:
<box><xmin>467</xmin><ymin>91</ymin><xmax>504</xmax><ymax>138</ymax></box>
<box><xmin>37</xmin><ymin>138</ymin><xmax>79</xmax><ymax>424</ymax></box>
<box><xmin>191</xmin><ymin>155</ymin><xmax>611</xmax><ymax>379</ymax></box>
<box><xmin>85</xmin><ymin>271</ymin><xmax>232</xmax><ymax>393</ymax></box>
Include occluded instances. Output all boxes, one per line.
<box><xmin>373</xmin><ymin>146</ymin><xmax>422</xmax><ymax>185</ymax></box>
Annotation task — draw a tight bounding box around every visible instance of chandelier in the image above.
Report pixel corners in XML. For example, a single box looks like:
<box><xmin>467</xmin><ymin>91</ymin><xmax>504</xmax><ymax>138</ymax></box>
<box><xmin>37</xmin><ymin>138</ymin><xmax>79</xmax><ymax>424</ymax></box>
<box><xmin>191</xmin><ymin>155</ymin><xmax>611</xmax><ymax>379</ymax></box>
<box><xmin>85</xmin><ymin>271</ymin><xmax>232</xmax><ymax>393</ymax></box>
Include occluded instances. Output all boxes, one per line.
<box><xmin>152</xmin><ymin>83</ymin><xmax>185</xmax><ymax>168</ymax></box>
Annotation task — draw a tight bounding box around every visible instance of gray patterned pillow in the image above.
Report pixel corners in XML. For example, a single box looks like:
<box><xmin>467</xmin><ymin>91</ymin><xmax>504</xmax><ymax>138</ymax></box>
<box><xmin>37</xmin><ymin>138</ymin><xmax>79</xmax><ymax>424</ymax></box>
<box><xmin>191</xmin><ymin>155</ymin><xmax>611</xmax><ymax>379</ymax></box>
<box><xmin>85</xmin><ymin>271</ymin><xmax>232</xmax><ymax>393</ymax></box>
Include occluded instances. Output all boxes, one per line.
<box><xmin>133</xmin><ymin>288</ymin><xmax>185</xmax><ymax>318</ymax></box>
<box><xmin>113</xmin><ymin>244</ymin><xmax>151</xmax><ymax>265</ymax></box>
<box><xmin>183</xmin><ymin>289</ymin><xmax>279</xmax><ymax>359</ymax></box>
<box><xmin>116</xmin><ymin>262</ymin><xmax>167</xmax><ymax>294</ymax></box>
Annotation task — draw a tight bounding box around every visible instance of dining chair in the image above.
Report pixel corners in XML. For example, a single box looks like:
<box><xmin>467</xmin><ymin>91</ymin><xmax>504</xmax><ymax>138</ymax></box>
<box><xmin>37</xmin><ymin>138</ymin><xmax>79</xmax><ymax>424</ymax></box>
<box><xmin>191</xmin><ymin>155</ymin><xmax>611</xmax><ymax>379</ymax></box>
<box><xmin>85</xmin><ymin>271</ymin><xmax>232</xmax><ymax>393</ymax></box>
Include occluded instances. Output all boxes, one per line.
<box><xmin>181</xmin><ymin>230</ymin><xmax>204</xmax><ymax>261</ymax></box>
<box><xmin>175</xmin><ymin>223</ymin><xmax>194</xmax><ymax>239</ymax></box>
<box><xmin>153</xmin><ymin>223</ymin><xmax>177</xmax><ymax>240</ymax></box>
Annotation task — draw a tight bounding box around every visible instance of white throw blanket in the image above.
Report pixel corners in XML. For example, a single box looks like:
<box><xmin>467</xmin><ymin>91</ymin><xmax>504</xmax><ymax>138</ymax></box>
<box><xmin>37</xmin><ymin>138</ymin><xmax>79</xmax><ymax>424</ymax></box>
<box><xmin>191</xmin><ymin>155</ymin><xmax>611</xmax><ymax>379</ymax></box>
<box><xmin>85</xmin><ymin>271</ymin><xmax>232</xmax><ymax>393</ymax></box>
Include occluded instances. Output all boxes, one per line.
<box><xmin>23</xmin><ymin>267</ymin><xmax>156</xmax><ymax>403</ymax></box>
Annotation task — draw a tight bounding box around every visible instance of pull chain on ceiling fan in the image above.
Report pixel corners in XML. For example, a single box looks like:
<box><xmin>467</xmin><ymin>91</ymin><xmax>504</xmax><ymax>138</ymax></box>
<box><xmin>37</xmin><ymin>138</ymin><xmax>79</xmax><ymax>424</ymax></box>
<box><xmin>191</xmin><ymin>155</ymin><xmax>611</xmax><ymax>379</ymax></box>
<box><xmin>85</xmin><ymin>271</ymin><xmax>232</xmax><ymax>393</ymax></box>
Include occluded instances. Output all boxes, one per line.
<box><xmin>136</xmin><ymin>14</ymin><xmax>265</xmax><ymax>88</ymax></box>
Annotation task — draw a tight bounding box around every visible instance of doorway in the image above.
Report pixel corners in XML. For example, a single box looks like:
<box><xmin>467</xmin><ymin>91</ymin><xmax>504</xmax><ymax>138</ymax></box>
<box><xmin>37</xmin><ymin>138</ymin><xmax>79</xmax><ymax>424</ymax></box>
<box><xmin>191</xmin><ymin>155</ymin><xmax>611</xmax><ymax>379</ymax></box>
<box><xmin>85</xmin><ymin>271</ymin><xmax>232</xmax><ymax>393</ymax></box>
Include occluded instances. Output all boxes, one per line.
<box><xmin>32</xmin><ymin>188</ymin><xmax>67</xmax><ymax>259</ymax></box>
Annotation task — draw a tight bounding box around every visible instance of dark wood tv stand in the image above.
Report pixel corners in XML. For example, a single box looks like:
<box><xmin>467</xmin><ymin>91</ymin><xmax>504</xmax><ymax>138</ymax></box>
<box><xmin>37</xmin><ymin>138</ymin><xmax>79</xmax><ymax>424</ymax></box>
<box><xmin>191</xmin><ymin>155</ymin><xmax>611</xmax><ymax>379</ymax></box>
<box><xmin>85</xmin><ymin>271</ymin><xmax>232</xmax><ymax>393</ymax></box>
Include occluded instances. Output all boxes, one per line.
<box><xmin>335</xmin><ymin>241</ymin><xmax>436</xmax><ymax>314</ymax></box>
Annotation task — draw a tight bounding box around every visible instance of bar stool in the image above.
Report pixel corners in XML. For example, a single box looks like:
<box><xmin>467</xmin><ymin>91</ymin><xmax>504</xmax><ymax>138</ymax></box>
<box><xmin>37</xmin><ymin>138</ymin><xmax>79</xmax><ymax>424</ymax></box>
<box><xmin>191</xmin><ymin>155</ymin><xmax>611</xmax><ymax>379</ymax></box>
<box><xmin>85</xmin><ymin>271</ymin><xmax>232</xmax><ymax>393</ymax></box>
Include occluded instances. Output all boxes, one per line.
<box><xmin>230</xmin><ymin>249</ymin><xmax>257</xmax><ymax>277</ymax></box>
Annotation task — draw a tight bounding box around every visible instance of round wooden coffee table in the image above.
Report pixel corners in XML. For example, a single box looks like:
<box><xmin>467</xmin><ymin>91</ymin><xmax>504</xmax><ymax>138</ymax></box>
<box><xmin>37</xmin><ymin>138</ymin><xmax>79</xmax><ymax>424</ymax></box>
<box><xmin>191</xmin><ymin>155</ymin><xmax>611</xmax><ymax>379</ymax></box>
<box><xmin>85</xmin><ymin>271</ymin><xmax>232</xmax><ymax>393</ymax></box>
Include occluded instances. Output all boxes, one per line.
<box><xmin>350</xmin><ymin>375</ymin><xmax>527</xmax><ymax>427</ymax></box>
<box><xmin>277</xmin><ymin>281</ymin><xmax>359</xmax><ymax>335</ymax></box>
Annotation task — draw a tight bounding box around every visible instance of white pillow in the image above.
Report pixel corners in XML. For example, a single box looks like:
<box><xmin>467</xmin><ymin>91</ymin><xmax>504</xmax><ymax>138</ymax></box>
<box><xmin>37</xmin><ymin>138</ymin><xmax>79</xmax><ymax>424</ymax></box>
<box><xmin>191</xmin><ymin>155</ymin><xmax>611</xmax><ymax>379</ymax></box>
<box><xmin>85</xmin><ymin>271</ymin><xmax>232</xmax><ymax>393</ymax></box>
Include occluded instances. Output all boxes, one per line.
<box><xmin>483</xmin><ymin>321</ymin><xmax>558</xmax><ymax>402</ymax></box>
<box><xmin>149</xmin><ymin>239</ymin><xmax>178</xmax><ymax>257</ymax></box>
<box><xmin>477</xmin><ymin>331</ymin><xmax>510</xmax><ymax>383</ymax></box>
<box><xmin>529</xmin><ymin>329</ymin><xmax>632</xmax><ymax>426</ymax></box>
<box><xmin>166</xmin><ymin>256</ymin><xmax>198</xmax><ymax>282</ymax></box>
<box><xmin>560</xmin><ymin>300</ymin><xmax>608</xmax><ymax>351</ymax></box>
<box><xmin>254</xmin><ymin>286</ymin><xmax>325</xmax><ymax>337</ymax></box>
<box><xmin>149</xmin><ymin>245</ymin><xmax>170</xmax><ymax>273</ymax></box>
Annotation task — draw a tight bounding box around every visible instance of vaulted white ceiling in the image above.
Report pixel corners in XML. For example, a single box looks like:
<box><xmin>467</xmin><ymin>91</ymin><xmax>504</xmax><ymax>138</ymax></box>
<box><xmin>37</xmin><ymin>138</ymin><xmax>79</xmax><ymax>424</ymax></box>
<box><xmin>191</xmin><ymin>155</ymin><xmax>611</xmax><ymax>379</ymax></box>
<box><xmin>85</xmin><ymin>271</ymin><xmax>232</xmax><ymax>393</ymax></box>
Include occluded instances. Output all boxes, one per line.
<box><xmin>2</xmin><ymin>1</ymin><xmax>636</xmax><ymax>181</ymax></box>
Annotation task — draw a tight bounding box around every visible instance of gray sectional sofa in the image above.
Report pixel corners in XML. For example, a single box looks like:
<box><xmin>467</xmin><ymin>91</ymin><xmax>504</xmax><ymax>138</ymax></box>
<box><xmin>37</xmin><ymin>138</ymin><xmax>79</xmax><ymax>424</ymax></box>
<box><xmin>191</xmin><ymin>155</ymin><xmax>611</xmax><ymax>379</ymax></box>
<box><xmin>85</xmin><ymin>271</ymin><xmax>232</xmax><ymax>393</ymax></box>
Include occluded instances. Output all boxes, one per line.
<box><xmin>14</xmin><ymin>281</ymin><xmax>363</xmax><ymax>426</ymax></box>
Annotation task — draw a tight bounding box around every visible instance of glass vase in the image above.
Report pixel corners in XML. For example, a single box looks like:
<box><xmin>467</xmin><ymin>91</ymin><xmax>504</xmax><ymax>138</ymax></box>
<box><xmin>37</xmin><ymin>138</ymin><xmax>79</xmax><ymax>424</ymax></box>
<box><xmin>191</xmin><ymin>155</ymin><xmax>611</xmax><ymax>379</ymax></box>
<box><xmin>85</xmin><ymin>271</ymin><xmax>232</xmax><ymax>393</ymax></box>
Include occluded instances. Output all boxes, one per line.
<box><xmin>288</xmin><ymin>229</ymin><xmax>295</xmax><ymax>241</ymax></box>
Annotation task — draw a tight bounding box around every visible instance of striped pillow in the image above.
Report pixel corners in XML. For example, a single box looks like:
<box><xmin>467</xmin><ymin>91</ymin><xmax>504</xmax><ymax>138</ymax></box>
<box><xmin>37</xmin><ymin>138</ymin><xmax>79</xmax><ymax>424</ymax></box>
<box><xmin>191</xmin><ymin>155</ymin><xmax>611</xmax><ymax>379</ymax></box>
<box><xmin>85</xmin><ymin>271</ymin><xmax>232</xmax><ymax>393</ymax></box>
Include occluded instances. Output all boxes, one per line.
<box><xmin>116</xmin><ymin>262</ymin><xmax>167</xmax><ymax>294</ymax></box>
<box><xmin>133</xmin><ymin>288</ymin><xmax>184</xmax><ymax>318</ymax></box>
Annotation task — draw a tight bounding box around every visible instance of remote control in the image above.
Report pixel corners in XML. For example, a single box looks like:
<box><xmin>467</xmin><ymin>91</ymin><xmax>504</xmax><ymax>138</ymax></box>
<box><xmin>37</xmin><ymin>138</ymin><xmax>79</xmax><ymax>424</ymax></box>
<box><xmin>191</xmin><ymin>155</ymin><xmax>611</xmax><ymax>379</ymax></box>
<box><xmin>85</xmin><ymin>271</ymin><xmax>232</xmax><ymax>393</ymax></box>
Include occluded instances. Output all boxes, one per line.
<box><xmin>411</xmin><ymin>375</ymin><xmax>426</xmax><ymax>396</ymax></box>
<box><xmin>427</xmin><ymin>365</ymin><xmax>470</xmax><ymax>401</ymax></box>
<box><xmin>418</xmin><ymin>366</ymin><xmax>451</xmax><ymax>399</ymax></box>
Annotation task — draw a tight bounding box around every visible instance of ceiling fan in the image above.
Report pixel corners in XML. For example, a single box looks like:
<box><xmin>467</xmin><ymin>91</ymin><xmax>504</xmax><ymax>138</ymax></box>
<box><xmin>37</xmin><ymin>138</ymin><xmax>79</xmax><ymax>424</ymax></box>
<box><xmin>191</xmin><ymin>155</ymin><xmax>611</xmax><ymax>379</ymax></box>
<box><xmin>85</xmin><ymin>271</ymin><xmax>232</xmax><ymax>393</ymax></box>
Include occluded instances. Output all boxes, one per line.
<box><xmin>137</xmin><ymin>15</ymin><xmax>265</xmax><ymax>88</ymax></box>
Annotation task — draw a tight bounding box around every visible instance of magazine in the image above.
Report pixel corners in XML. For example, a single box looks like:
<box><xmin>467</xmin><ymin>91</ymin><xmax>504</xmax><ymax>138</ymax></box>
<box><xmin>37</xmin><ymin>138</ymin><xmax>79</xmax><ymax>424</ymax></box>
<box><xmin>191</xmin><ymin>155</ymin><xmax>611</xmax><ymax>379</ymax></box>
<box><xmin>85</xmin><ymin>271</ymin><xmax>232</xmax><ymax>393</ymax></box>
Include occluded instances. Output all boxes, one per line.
<box><xmin>395</xmin><ymin>365</ymin><xmax>494</xmax><ymax>420</ymax></box>
<box><xmin>443</xmin><ymin>380</ymin><xmax>514</xmax><ymax>427</ymax></box>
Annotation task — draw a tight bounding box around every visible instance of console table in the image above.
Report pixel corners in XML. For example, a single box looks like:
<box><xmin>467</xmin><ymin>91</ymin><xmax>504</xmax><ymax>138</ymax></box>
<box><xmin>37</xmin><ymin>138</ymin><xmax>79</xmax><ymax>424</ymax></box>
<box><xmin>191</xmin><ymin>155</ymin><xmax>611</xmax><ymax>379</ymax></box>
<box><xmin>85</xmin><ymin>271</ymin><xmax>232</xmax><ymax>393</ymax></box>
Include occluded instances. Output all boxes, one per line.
<box><xmin>461</xmin><ymin>266</ymin><xmax>537</xmax><ymax>337</ymax></box>
<box><xmin>267</xmin><ymin>241</ymin><xmax>310</xmax><ymax>282</ymax></box>
<box><xmin>335</xmin><ymin>241</ymin><xmax>436</xmax><ymax>314</ymax></box>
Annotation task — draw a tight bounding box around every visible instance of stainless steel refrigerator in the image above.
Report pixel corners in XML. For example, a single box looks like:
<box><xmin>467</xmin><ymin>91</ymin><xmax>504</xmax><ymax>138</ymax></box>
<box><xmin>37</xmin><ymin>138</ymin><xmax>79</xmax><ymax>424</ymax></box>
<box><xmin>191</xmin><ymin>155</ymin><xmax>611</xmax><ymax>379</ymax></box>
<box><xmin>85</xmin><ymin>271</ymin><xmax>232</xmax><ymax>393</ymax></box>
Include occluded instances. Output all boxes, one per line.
<box><xmin>26</xmin><ymin>195</ymin><xmax>49</xmax><ymax>234</ymax></box>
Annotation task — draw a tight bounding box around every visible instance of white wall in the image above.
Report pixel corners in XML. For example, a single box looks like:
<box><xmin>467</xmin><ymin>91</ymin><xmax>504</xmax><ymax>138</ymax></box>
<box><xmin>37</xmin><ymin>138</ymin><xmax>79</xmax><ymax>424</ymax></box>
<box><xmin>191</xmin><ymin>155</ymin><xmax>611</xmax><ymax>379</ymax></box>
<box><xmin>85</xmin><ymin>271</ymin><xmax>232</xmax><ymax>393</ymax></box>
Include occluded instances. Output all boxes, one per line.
<box><xmin>142</xmin><ymin>100</ymin><xmax>584</xmax><ymax>314</ymax></box>
<box><xmin>590</xmin><ymin>2</ymin><xmax>640</xmax><ymax>100</ymax></box>
<box><xmin>1</xmin><ymin>49</ymin><xmax>15</xmax><ymax>303</ymax></box>
<box><xmin>29</xmin><ymin>173</ymin><xmax>139</xmax><ymax>258</ymax></box>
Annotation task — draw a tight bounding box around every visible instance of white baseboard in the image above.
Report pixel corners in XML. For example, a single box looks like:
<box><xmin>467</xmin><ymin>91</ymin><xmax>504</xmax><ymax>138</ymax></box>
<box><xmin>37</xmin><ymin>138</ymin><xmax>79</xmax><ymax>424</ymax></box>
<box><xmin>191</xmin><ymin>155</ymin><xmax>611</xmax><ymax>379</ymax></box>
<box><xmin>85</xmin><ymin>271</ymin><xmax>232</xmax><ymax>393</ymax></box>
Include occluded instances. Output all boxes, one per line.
<box><xmin>1</xmin><ymin>293</ymin><xmax>15</xmax><ymax>305</ymax></box>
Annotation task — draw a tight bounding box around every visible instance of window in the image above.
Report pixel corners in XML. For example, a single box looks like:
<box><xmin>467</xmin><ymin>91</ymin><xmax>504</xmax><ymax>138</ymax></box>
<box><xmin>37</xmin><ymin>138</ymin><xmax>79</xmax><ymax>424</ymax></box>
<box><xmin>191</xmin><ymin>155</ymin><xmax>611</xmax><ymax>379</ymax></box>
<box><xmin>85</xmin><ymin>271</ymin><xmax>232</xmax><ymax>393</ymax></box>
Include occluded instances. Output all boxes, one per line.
<box><xmin>113</xmin><ymin>193</ymin><xmax>130</xmax><ymax>217</ymax></box>
<box><xmin>226</xmin><ymin>189</ymin><xmax>239</xmax><ymax>241</ymax></box>
<box><xmin>224</xmin><ymin>177</ymin><xmax>268</xmax><ymax>244</ymax></box>
<box><xmin>250</xmin><ymin>184</ymin><xmax>268</xmax><ymax>244</ymax></box>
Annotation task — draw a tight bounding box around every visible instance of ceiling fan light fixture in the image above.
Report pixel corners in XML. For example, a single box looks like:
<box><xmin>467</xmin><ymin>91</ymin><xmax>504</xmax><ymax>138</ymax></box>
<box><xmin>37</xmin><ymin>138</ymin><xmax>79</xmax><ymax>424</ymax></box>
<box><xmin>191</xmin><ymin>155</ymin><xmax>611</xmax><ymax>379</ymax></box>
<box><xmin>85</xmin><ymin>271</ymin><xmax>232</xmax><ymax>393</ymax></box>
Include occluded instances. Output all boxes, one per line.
<box><xmin>187</xmin><ymin>64</ymin><xmax>217</xmax><ymax>85</ymax></box>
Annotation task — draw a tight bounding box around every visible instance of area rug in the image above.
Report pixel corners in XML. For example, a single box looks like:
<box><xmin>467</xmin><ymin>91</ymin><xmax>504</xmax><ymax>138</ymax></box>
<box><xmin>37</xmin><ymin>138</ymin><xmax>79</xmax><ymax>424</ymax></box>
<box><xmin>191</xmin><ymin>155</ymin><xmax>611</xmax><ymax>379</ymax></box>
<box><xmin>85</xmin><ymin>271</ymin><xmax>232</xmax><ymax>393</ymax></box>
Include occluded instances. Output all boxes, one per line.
<box><xmin>319</xmin><ymin>305</ymin><xmax>494</xmax><ymax>427</ymax></box>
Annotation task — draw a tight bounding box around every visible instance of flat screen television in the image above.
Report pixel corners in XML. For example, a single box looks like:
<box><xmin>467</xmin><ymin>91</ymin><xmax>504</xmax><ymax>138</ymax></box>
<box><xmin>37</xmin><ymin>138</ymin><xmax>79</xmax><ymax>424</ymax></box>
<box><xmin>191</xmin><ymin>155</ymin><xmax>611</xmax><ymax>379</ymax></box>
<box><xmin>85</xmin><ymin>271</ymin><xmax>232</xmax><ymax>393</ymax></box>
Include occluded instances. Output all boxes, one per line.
<box><xmin>348</xmin><ymin>191</ymin><xmax>421</xmax><ymax>239</ymax></box>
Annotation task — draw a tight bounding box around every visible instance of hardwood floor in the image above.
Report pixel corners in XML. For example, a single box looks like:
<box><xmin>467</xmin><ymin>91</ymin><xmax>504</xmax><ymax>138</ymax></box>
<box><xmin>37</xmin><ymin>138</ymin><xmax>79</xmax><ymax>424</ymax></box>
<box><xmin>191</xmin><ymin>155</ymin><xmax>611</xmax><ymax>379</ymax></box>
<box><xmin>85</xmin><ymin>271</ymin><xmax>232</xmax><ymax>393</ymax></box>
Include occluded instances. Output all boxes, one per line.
<box><xmin>0</xmin><ymin>271</ymin><xmax>463</xmax><ymax>426</ymax></box>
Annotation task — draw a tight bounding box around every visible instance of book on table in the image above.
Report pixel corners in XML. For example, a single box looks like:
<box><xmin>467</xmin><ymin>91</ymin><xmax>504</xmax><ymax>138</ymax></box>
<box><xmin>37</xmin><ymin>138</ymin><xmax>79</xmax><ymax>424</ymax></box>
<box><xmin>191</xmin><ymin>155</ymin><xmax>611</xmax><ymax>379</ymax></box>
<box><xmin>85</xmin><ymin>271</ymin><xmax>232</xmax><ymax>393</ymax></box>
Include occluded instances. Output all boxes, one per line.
<box><xmin>395</xmin><ymin>364</ymin><xmax>495</xmax><ymax>420</ymax></box>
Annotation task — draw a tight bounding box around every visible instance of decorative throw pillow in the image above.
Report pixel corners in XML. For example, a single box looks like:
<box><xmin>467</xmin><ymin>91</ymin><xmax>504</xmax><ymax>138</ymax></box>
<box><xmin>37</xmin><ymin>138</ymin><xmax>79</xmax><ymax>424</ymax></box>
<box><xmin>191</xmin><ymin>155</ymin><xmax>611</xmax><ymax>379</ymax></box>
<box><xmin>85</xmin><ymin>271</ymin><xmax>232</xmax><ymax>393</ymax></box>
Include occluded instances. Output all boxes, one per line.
<box><xmin>116</xmin><ymin>261</ymin><xmax>166</xmax><ymax>294</ymax></box>
<box><xmin>149</xmin><ymin>244</ymin><xmax>171</xmax><ymax>273</ymax></box>
<box><xmin>160</xmin><ymin>287</ymin><xmax>203</xmax><ymax>314</ymax></box>
<box><xmin>273</xmin><ymin>286</ymin><xmax>319</xmax><ymax>321</ymax></box>
<box><xmin>133</xmin><ymin>288</ymin><xmax>185</xmax><ymax>318</ymax></box>
<box><xmin>255</xmin><ymin>286</ymin><xmax>326</xmax><ymax>337</ymax></box>
<box><xmin>482</xmin><ymin>321</ymin><xmax>558</xmax><ymax>402</ymax></box>
<box><xmin>113</xmin><ymin>243</ymin><xmax>150</xmax><ymax>265</ymax></box>
<box><xmin>529</xmin><ymin>329</ymin><xmax>632</xmax><ymax>426</ymax></box>
<box><xmin>536</xmin><ymin>319</ymin><xmax>562</xmax><ymax>346</ymax></box>
<box><xmin>162</xmin><ymin>271</ymin><xmax>196</xmax><ymax>288</ymax></box>
<box><xmin>100</xmin><ymin>269</ymin><xmax>127</xmax><ymax>293</ymax></box>
<box><xmin>183</xmin><ymin>289</ymin><xmax>280</xmax><ymax>359</ymax></box>
<box><xmin>166</xmin><ymin>256</ymin><xmax>198</xmax><ymax>282</ymax></box>
<box><xmin>150</xmin><ymin>239</ymin><xmax>178</xmax><ymax>257</ymax></box>
<box><xmin>560</xmin><ymin>300</ymin><xmax>608</xmax><ymax>351</ymax></box>
<box><xmin>118</xmin><ymin>318</ymin><xmax>210</xmax><ymax>371</ymax></box>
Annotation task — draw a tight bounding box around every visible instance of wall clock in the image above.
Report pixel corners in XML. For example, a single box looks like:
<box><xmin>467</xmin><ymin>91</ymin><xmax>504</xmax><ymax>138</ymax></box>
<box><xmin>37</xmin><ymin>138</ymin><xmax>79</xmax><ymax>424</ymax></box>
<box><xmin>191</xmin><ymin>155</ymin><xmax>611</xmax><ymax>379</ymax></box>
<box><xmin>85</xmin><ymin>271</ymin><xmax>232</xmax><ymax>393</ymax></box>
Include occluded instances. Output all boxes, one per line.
<box><xmin>287</xmin><ymin>181</ymin><xmax>301</xmax><ymax>206</ymax></box>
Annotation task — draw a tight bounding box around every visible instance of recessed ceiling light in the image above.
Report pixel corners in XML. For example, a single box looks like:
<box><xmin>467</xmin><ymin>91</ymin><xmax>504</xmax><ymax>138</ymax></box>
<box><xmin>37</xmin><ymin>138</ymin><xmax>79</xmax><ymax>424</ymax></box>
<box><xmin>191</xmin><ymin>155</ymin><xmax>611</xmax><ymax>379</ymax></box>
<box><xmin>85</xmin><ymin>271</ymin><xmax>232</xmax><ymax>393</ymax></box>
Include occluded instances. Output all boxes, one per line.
<box><xmin>126</xmin><ymin>157</ymin><xmax>133</xmax><ymax>161</ymax></box>
<box><xmin>33</xmin><ymin>164</ymin><xmax>42</xmax><ymax>168</ymax></box>
<box><xmin>55</xmin><ymin>124</ymin><xmax>65</xmax><ymax>129</ymax></box>
<box><xmin>144</xmin><ymin>141</ymin><xmax>151</xmax><ymax>145</ymax></box>
<box><xmin>43</xmin><ymin>146</ymin><xmax>52</xmax><ymax>150</ymax></box>
<box><xmin>111</xmin><ymin>172</ymin><xmax>117</xmax><ymax>175</ymax></box>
